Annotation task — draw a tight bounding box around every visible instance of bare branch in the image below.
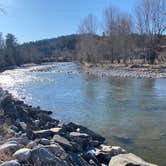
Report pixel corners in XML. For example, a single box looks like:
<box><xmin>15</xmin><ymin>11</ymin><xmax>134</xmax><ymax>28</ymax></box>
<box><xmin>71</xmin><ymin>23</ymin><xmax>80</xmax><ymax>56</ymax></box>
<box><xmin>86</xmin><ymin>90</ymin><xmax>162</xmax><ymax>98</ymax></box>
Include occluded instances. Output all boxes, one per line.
<box><xmin>78</xmin><ymin>14</ymin><xmax>98</xmax><ymax>34</ymax></box>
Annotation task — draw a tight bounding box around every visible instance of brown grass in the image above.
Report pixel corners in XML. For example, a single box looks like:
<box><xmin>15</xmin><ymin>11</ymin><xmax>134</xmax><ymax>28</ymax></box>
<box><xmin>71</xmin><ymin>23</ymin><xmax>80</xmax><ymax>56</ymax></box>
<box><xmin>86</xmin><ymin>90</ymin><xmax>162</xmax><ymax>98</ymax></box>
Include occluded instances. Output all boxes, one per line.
<box><xmin>0</xmin><ymin>152</ymin><xmax>14</xmax><ymax>164</ymax></box>
<box><xmin>0</xmin><ymin>123</ymin><xmax>15</xmax><ymax>144</ymax></box>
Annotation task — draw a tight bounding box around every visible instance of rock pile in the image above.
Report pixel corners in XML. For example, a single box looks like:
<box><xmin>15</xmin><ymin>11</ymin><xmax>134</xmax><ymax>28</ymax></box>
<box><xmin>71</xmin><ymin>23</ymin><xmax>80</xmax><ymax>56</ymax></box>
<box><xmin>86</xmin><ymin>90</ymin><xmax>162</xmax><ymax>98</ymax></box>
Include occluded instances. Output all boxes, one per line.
<box><xmin>85</xmin><ymin>66</ymin><xmax>166</xmax><ymax>78</ymax></box>
<box><xmin>0</xmin><ymin>88</ymin><xmax>157</xmax><ymax>166</ymax></box>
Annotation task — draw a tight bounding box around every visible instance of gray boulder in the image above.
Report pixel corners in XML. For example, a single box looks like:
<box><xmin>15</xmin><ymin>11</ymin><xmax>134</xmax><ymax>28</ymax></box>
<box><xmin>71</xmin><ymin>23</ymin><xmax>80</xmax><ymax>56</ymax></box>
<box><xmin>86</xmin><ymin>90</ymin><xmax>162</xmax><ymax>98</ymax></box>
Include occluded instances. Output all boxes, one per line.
<box><xmin>109</xmin><ymin>146</ymin><xmax>126</xmax><ymax>156</ymax></box>
<box><xmin>95</xmin><ymin>145</ymin><xmax>126</xmax><ymax>164</ymax></box>
<box><xmin>109</xmin><ymin>153</ymin><xmax>157</xmax><ymax>166</ymax></box>
<box><xmin>0</xmin><ymin>160</ymin><xmax>20</xmax><ymax>166</ymax></box>
<box><xmin>13</xmin><ymin>148</ymin><xmax>31</xmax><ymax>162</ymax></box>
<box><xmin>69</xmin><ymin>132</ymin><xmax>89</xmax><ymax>138</ymax></box>
<box><xmin>44</xmin><ymin>144</ymin><xmax>68</xmax><ymax>160</ymax></box>
<box><xmin>8</xmin><ymin>134</ymin><xmax>30</xmax><ymax>146</ymax></box>
<box><xmin>69</xmin><ymin>132</ymin><xmax>90</xmax><ymax>141</ymax></box>
<box><xmin>68</xmin><ymin>132</ymin><xmax>91</xmax><ymax>151</ymax></box>
<box><xmin>51</xmin><ymin>135</ymin><xmax>73</xmax><ymax>151</ymax></box>
<box><xmin>0</xmin><ymin>142</ymin><xmax>20</xmax><ymax>155</ymax></box>
<box><xmin>32</xmin><ymin>127</ymin><xmax>62</xmax><ymax>139</ymax></box>
<box><xmin>39</xmin><ymin>138</ymin><xmax>50</xmax><ymax>145</ymax></box>
<box><xmin>26</xmin><ymin>141</ymin><xmax>37</xmax><ymax>149</ymax></box>
<box><xmin>68</xmin><ymin>153</ymin><xmax>90</xmax><ymax>166</ymax></box>
<box><xmin>65</xmin><ymin>122</ymin><xmax>105</xmax><ymax>142</ymax></box>
<box><xmin>29</xmin><ymin>147</ymin><xmax>68</xmax><ymax>166</ymax></box>
<box><xmin>32</xmin><ymin>129</ymin><xmax>53</xmax><ymax>139</ymax></box>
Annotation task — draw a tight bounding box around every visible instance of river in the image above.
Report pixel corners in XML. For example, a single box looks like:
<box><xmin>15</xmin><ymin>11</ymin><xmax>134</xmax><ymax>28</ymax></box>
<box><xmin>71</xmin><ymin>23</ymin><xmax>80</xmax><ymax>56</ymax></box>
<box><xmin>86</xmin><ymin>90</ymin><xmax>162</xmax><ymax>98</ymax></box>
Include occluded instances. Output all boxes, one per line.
<box><xmin>0</xmin><ymin>62</ymin><xmax>166</xmax><ymax>165</ymax></box>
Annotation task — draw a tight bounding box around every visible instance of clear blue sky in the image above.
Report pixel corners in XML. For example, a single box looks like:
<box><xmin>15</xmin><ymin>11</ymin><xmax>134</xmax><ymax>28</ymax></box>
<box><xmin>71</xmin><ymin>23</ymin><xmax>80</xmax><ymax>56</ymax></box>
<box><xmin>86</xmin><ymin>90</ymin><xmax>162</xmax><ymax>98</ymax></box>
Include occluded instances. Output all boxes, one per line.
<box><xmin>0</xmin><ymin>0</ymin><xmax>137</xmax><ymax>43</ymax></box>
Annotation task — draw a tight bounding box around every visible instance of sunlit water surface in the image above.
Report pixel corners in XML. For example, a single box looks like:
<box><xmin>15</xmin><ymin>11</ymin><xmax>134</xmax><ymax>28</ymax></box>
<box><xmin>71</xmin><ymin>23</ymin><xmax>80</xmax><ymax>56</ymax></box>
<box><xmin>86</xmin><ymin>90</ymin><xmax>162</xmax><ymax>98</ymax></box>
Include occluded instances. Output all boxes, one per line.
<box><xmin>0</xmin><ymin>62</ymin><xmax>166</xmax><ymax>165</ymax></box>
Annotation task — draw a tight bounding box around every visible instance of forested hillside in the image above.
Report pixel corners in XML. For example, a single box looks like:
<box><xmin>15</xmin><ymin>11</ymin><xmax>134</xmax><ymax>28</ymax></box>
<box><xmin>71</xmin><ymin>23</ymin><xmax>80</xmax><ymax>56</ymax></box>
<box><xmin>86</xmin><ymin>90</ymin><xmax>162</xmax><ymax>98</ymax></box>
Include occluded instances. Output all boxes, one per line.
<box><xmin>0</xmin><ymin>34</ymin><xmax>80</xmax><ymax>68</ymax></box>
<box><xmin>19</xmin><ymin>34</ymin><xmax>79</xmax><ymax>63</ymax></box>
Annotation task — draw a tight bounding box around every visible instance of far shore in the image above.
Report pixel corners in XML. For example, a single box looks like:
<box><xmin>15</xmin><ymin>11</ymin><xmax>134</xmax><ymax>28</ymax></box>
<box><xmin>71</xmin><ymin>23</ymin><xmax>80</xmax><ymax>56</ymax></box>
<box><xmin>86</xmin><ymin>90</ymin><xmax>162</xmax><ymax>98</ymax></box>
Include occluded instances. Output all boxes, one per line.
<box><xmin>0</xmin><ymin>61</ymin><xmax>166</xmax><ymax>79</ymax></box>
<box><xmin>83</xmin><ymin>62</ymin><xmax>166</xmax><ymax>79</ymax></box>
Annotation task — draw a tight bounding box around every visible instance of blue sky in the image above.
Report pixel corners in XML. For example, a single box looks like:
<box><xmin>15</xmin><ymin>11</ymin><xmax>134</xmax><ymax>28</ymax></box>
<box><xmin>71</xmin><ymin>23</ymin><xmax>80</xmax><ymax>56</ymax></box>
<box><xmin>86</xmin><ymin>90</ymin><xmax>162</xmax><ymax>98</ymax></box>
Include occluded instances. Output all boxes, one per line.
<box><xmin>0</xmin><ymin>0</ymin><xmax>137</xmax><ymax>43</ymax></box>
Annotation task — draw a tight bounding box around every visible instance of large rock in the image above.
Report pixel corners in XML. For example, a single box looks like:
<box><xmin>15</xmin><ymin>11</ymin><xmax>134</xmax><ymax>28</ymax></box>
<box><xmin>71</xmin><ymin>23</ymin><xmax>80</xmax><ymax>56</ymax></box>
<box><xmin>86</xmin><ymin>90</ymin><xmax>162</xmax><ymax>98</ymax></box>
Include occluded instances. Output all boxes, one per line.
<box><xmin>83</xmin><ymin>150</ymin><xmax>101</xmax><ymax>166</ymax></box>
<box><xmin>8</xmin><ymin>134</ymin><xmax>30</xmax><ymax>146</ymax></box>
<box><xmin>32</xmin><ymin>127</ymin><xmax>62</xmax><ymax>139</ymax></box>
<box><xmin>50</xmin><ymin>127</ymin><xmax>62</xmax><ymax>133</ymax></box>
<box><xmin>69</xmin><ymin>132</ymin><xmax>89</xmax><ymax>138</ymax></box>
<box><xmin>29</xmin><ymin>147</ymin><xmax>68</xmax><ymax>166</ymax></box>
<box><xmin>44</xmin><ymin>144</ymin><xmax>68</xmax><ymax>160</ymax></box>
<box><xmin>13</xmin><ymin>148</ymin><xmax>31</xmax><ymax>162</ymax></box>
<box><xmin>51</xmin><ymin>135</ymin><xmax>73</xmax><ymax>151</ymax></box>
<box><xmin>95</xmin><ymin>145</ymin><xmax>126</xmax><ymax>164</ymax></box>
<box><xmin>0</xmin><ymin>93</ymin><xmax>18</xmax><ymax>121</ymax></box>
<box><xmin>65</xmin><ymin>122</ymin><xmax>105</xmax><ymax>142</ymax></box>
<box><xmin>26</xmin><ymin>141</ymin><xmax>37</xmax><ymax>149</ymax></box>
<box><xmin>0</xmin><ymin>93</ymin><xmax>12</xmax><ymax>110</ymax></box>
<box><xmin>69</xmin><ymin>132</ymin><xmax>90</xmax><ymax>142</ymax></box>
<box><xmin>39</xmin><ymin>138</ymin><xmax>50</xmax><ymax>145</ymax></box>
<box><xmin>32</xmin><ymin>129</ymin><xmax>53</xmax><ymax>139</ymax></box>
<box><xmin>68</xmin><ymin>132</ymin><xmax>91</xmax><ymax>151</ymax></box>
<box><xmin>68</xmin><ymin>153</ymin><xmax>90</xmax><ymax>166</ymax></box>
<box><xmin>109</xmin><ymin>146</ymin><xmax>126</xmax><ymax>156</ymax></box>
<box><xmin>109</xmin><ymin>153</ymin><xmax>157</xmax><ymax>166</ymax></box>
<box><xmin>0</xmin><ymin>142</ymin><xmax>20</xmax><ymax>155</ymax></box>
<box><xmin>0</xmin><ymin>160</ymin><xmax>20</xmax><ymax>166</ymax></box>
<box><xmin>35</xmin><ymin>113</ymin><xmax>59</xmax><ymax>129</ymax></box>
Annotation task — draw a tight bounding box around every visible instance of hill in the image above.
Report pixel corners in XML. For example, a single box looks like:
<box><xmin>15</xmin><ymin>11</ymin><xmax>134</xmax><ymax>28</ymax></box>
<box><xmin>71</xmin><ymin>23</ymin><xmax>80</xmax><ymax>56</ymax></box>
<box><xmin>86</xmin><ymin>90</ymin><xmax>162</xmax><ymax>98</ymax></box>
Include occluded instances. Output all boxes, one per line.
<box><xmin>19</xmin><ymin>34</ymin><xmax>80</xmax><ymax>63</ymax></box>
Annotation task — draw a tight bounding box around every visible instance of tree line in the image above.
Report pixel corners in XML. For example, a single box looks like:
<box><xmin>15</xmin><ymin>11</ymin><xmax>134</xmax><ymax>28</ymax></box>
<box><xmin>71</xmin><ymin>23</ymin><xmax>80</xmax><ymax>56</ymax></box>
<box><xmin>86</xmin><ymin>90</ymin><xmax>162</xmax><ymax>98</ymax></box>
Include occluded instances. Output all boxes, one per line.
<box><xmin>77</xmin><ymin>0</ymin><xmax>166</xmax><ymax>64</ymax></box>
<box><xmin>0</xmin><ymin>34</ymin><xmax>79</xmax><ymax>68</ymax></box>
<box><xmin>0</xmin><ymin>33</ymin><xmax>22</xmax><ymax>67</ymax></box>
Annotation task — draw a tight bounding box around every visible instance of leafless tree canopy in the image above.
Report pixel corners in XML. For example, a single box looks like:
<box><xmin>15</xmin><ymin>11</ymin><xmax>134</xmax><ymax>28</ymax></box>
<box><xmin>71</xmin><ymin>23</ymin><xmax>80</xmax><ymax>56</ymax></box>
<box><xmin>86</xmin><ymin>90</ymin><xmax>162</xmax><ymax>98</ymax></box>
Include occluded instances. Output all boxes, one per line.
<box><xmin>77</xmin><ymin>14</ymin><xmax>99</xmax><ymax>62</ymax></box>
<box><xmin>78</xmin><ymin>14</ymin><xmax>98</xmax><ymax>34</ymax></box>
<box><xmin>134</xmin><ymin>0</ymin><xmax>166</xmax><ymax>63</ymax></box>
<box><xmin>77</xmin><ymin>0</ymin><xmax>166</xmax><ymax>64</ymax></box>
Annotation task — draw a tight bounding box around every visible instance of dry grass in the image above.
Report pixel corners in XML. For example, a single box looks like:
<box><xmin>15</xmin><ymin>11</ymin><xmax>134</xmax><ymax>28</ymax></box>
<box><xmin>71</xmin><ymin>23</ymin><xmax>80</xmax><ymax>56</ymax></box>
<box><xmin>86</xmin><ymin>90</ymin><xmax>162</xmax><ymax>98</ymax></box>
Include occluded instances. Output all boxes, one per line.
<box><xmin>83</xmin><ymin>61</ymin><xmax>166</xmax><ymax>69</ymax></box>
<box><xmin>0</xmin><ymin>152</ymin><xmax>14</xmax><ymax>164</ymax></box>
<box><xmin>0</xmin><ymin>123</ymin><xmax>15</xmax><ymax>144</ymax></box>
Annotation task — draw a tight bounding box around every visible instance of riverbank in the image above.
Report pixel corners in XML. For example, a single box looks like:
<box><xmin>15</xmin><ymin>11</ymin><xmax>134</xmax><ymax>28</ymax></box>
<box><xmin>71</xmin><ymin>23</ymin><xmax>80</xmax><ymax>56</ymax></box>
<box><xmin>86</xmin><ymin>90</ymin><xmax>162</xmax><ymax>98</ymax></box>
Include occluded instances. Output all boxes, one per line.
<box><xmin>2</xmin><ymin>62</ymin><xmax>166</xmax><ymax>79</ymax></box>
<box><xmin>83</xmin><ymin>62</ymin><xmax>166</xmax><ymax>78</ymax></box>
<box><xmin>0</xmin><ymin>88</ymin><xmax>157</xmax><ymax>166</ymax></box>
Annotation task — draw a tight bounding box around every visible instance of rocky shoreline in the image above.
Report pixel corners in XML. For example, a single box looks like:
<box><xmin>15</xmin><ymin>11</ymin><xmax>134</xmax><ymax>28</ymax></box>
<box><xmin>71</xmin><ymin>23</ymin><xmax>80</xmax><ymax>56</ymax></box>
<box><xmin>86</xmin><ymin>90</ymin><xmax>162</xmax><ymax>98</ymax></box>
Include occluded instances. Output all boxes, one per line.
<box><xmin>0</xmin><ymin>88</ymin><xmax>157</xmax><ymax>166</ymax></box>
<box><xmin>84</xmin><ymin>65</ymin><xmax>166</xmax><ymax>79</ymax></box>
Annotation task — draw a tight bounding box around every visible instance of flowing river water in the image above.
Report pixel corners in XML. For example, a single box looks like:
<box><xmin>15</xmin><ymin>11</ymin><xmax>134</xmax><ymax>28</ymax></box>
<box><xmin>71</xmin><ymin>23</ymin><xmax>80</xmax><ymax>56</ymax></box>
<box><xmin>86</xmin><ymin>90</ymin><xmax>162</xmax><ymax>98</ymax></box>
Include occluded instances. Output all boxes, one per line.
<box><xmin>0</xmin><ymin>62</ymin><xmax>166</xmax><ymax>165</ymax></box>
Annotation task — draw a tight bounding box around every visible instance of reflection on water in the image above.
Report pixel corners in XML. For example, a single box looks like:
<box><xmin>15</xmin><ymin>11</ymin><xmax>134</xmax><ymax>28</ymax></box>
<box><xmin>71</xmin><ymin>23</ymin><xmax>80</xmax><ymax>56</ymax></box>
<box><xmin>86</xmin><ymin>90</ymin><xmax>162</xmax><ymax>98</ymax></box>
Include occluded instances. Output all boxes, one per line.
<box><xmin>0</xmin><ymin>62</ymin><xmax>166</xmax><ymax>165</ymax></box>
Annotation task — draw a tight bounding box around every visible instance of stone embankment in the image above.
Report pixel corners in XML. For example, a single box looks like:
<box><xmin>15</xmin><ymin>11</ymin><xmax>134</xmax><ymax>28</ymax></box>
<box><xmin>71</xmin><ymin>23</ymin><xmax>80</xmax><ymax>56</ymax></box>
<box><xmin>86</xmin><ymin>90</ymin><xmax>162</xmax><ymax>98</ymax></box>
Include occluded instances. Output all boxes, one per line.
<box><xmin>0</xmin><ymin>88</ymin><xmax>157</xmax><ymax>166</ymax></box>
<box><xmin>84</xmin><ymin>64</ymin><xmax>166</xmax><ymax>79</ymax></box>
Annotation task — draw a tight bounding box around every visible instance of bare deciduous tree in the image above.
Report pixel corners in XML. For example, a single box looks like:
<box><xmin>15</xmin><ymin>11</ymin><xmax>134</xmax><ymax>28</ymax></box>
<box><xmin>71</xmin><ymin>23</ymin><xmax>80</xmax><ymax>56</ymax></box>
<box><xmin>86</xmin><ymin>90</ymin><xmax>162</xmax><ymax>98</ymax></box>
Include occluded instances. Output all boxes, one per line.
<box><xmin>76</xmin><ymin>0</ymin><xmax>165</xmax><ymax>64</ymax></box>
<box><xmin>135</xmin><ymin>0</ymin><xmax>166</xmax><ymax>63</ymax></box>
<box><xmin>78</xmin><ymin>14</ymin><xmax>98</xmax><ymax>34</ymax></box>
<box><xmin>77</xmin><ymin>14</ymin><xmax>99</xmax><ymax>62</ymax></box>
<box><xmin>103</xmin><ymin>4</ymin><xmax>134</xmax><ymax>63</ymax></box>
